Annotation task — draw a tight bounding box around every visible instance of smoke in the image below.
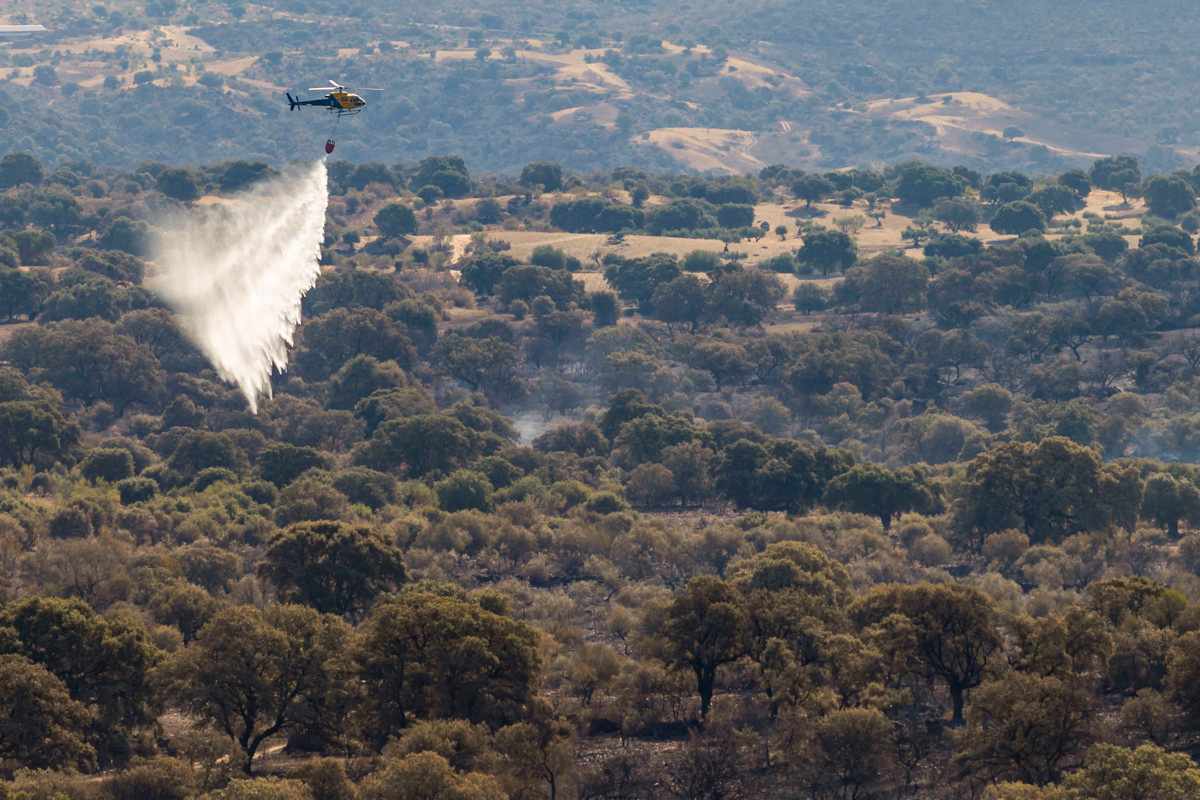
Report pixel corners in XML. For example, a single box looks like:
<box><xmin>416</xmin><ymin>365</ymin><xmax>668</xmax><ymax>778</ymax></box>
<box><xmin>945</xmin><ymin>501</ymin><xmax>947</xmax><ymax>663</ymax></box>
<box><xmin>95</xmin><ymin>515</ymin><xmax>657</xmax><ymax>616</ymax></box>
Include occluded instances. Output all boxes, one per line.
<box><xmin>512</xmin><ymin>411</ymin><xmax>566</xmax><ymax>444</ymax></box>
<box><xmin>149</xmin><ymin>161</ymin><xmax>329</xmax><ymax>413</ymax></box>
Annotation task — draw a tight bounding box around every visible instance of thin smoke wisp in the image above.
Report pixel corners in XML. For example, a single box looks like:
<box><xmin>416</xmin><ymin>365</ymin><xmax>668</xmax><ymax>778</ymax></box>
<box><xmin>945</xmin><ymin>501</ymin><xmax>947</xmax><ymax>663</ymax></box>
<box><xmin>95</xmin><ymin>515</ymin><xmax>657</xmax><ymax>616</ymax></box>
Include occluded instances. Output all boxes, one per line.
<box><xmin>149</xmin><ymin>161</ymin><xmax>328</xmax><ymax>413</ymax></box>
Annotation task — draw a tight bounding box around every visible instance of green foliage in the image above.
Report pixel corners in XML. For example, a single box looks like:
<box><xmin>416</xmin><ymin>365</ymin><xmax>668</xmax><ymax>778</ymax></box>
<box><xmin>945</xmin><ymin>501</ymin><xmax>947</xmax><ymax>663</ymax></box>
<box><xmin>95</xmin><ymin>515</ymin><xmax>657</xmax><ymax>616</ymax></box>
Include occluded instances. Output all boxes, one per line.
<box><xmin>15</xmin><ymin>113</ymin><xmax>1200</xmax><ymax>798</ymax></box>
<box><xmin>10</xmin><ymin>229</ymin><xmax>54</xmax><ymax>265</ymax></box>
<box><xmin>715</xmin><ymin>438</ymin><xmax>849</xmax><ymax>512</ymax></box>
<box><xmin>0</xmin><ymin>268</ymin><xmax>48</xmax><ymax>320</ymax></box>
<box><xmin>79</xmin><ymin>448</ymin><xmax>135</xmax><ymax>484</ymax></box>
<box><xmin>651</xmin><ymin>274</ymin><xmax>708</xmax><ymax>331</ymax></box>
<box><xmin>150</xmin><ymin>580</ymin><xmax>221</xmax><ymax>644</ymax></box>
<box><xmin>117</xmin><ymin>477</ymin><xmax>158</xmax><ymax>505</ymax></box>
<box><xmin>78</xmin><ymin>251</ymin><xmax>146</xmax><ymax>283</ymax></box>
<box><xmin>166</xmin><ymin>431</ymin><xmax>245</xmax><ymax>485</ymax></box>
<box><xmin>459</xmin><ymin>253</ymin><xmax>519</xmax><ymax>298</ymax></box>
<box><xmin>355</xmin><ymin>590</ymin><xmax>540</xmax><ymax>742</ymax></box>
<box><xmin>760</xmin><ymin>252</ymin><xmax>798</xmax><ymax>274</ymax></box>
<box><xmin>298</xmin><ymin>310</ymin><xmax>416</xmax><ymax>380</ymax></box>
<box><xmin>823</xmin><ymin>463</ymin><xmax>940</xmax><ymax>529</ymax></box>
<box><xmin>1090</xmin><ymin>155</ymin><xmax>1142</xmax><ymax>197</ymax></box>
<box><xmin>156</xmin><ymin>168</ymin><xmax>201</xmax><ymax>202</ymax></box>
<box><xmin>330</xmin><ymin>467</ymin><xmax>398</xmax><ymax>510</ymax></box>
<box><xmin>797</xmin><ymin>228</ymin><xmax>857</xmax><ymax>274</ymax></box>
<box><xmin>530</xmin><ymin>245</ymin><xmax>581</xmax><ymax>271</ymax></box>
<box><xmin>925</xmin><ymin>233</ymin><xmax>983</xmax><ymax>259</ymax></box>
<box><xmin>1142</xmin><ymin>473</ymin><xmax>1200</xmax><ymax>537</ymax></box>
<box><xmin>258</xmin><ymin>444</ymin><xmax>331</xmax><ymax>488</ymax></box>
<box><xmin>207</xmin><ymin>777</ymin><xmax>316</xmax><ymax>800</ymax></box>
<box><xmin>355</xmin><ymin>413</ymin><xmax>477</xmax><ymax>477</ymax></box>
<box><xmin>260</xmin><ymin>521</ymin><xmax>405</xmax><ymax>620</ymax></box>
<box><xmin>645</xmin><ymin>199</ymin><xmax>718</xmax><ymax>234</ymax></box>
<box><xmin>496</xmin><ymin>265</ymin><xmax>584</xmax><ymax>308</ymax></box>
<box><xmin>359</xmin><ymin>751</ymin><xmax>505</xmax><ymax>800</ymax></box>
<box><xmin>589</xmin><ymin>290</ymin><xmax>619</xmax><ymax>326</ymax></box>
<box><xmin>0</xmin><ymin>399</ymin><xmax>76</xmax><ymax>469</ymax></box>
<box><xmin>1051</xmin><ymin>744</ymin><xmax>1200</xmax><ymax>800</ymax></box>
<box><xmin>374</xmin><ymin>203</ymin><xmax>418</xmax><ymax>238</ymax></box>
<box><xmin>549</xmin><ymin>198</ymin><xmax>642</xmax><ymax>233</ymax></box>
<box><xmin>219</xmin><ymin>161</ymin><xmax>275</xmax><ymax>193</ymax></box>
<box><xmin>793</xmin><ymin>281</ymin><xmax>830</xmax><ymax>313</ymax></box>
<box><xmin>0</xmin><ymin>596</ymin><xmax>161</xmax><ymax>767</ymax></box>
<box><xmin>303</xmin><ymin>271</ymin><xmax>406</xmax><ymax>316</ymax></box>
<box><xmin>432</xmin><ymin>335</ymin><xmax>522</xmax><ymax>401</ymax></box>
<box><xmin>853</xmin><ymin>583</ymin><xmax>1000</xmax><ymax>723</ymax></box>
<box><xmin>956</xmin><ymin>437</ymin><xmax>1125</xmax><ymax>545</ymax></box>
<box><xmin>604</xmin><ymin>253</ymin><xmax>682</xmax><ymax>313</ymax></box>
<box><xmin>293</xmin><ymin>759</ymin><xmax>356</xmax><ymax>800</ymax></box>
<box><xmin>158</xmin><ymin>604</ymin><xmax>350</xmax><ymax>774</ymax></box>
<box><xmin>683</xmin><ymin>250</ymin><xmax>724</xmax><ymax>273</ymax></box>
<box><xmin>716</xmin><ymin>203</ymin><xmax>754</xmax><ymax>228</ymax></box>
<box><xmin>2</xmin><ymin>320</ymin><xmax>164</xmax><ymax>408</ymax></box>
<box><xmin>102</xmin><ymin>755</ymin><xmax>195</xmax><ymax>800</ymax></box>
<box><xmin>436</xmin><ymin>470</ymin><xmax>495</xmax><ymax>512</ymax></box>
<box><xmin>704</xmin><ymin>269</ymin><xmax>786</xmax><ymax>326</ymax></box>
<box><xmin>100</xmin><ymin>217</ymin><xmax>150</xmax><ymax>256</ymax></box>
<box><xmin>836</xmin><ymin>254</ymin><xmax>928</xmax><ymax>313</ymax></box>
<box><xmin>991</xmin><ymin>201</ymin><xmax>1047</xmax><ymax>235</ymax></box>
<box><xmin>413</xmin><ymin>156</ymin><xmax>471</xmax><ymax>198</ymax></box>
<box><xmin>0</xmin><ymin>153</ymin><xmax>44</xmax><ymax>189</ymax></box>
<box><xmin>0</xmin><ymin>654</ymin><xmax>96</xmax><ymax>772</ymax></box>
<box><xmin>662</xmin><ymin>576</ymin><xmax>748</xmax><ymax>718</ymax></box>
<box><xmin>273</xmin><ymin>474</ymin><xmax>349</xmax><ymax>526</ymax></box>
<box><xmin>519</xmin><ymin>161</ymin><xmax>564</xmax><ymax>192</ymax></box>
<box><xmin>792</xmin><ymin>173</ymin><xmax>835</xmax><ymax>207</ymax></box>
<box><xmin>933</xmin><ymin>197</ymin><xmax>981</xmax><ymax>232</ymax></box>
<box><xmin>984</xmin><ymin>171</ymin><xmax>1033</xmax><ymax>205</ymax></box>
<box><xmin>957</xmin><ymin>673</ymin><xmax>1093</xmax><ymax>784</ymax></box>
<box><xmin>1029</xmin><ymin>184</ymin><xmax>1083</xmax><ymax>219</ymax></box>
<box><xmin>806</xmin><ymin>708</ymin><xmax>893</xmax><ymax>798</ymax></box>
<box><xmin>893</xmin><ymin>163</ymin><xmax>964</xmax><ymax>207</ymax></box>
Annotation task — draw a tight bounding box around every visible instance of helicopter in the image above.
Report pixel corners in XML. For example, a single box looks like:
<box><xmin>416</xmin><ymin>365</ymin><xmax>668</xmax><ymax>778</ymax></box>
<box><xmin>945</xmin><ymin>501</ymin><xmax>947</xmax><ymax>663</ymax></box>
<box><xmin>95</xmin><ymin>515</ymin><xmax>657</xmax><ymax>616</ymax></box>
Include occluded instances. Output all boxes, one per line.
<box><xmin>286</xmin><ymin>81</ymin><xmax>381</xmax><ymax>153</ymax></box>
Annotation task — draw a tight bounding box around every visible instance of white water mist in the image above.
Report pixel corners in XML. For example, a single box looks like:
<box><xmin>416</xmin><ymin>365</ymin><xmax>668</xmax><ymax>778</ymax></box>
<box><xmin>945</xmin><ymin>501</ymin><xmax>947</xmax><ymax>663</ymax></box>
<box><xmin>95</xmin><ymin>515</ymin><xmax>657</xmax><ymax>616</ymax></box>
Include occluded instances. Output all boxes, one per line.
<box><xmin>149</xmin><ymin>161</ymin><xmax>329</xmax><ymax>413</ymax></box>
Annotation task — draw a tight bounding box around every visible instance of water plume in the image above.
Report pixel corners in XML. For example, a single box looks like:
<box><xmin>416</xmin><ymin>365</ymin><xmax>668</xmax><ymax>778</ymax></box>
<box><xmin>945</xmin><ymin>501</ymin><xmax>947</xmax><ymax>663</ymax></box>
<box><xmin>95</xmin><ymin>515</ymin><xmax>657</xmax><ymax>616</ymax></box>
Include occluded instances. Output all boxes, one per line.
<box><xmin>149</xmin><ymin>161</ymin><xmax>328</xmax><ymax>413</ymax></box>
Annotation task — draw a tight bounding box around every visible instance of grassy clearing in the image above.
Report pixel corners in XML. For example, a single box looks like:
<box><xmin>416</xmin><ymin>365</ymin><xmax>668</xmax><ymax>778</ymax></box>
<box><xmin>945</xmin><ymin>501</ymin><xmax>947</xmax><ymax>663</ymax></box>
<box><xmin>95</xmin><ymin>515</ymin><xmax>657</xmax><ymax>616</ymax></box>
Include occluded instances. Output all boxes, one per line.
<box><xmin>866</xmin><ymin>91</ymin><xmax>1106</xmax><ymax>160</ymax></box>
<box><xmin>403</xmin><ymin>185</ymin><xmax>1149</xmax><ymax>277</ymax></box>
<box><xmin>640</xmin><ymin>128</ymin><xmax>765</xmax><ymax>174</ymax></box>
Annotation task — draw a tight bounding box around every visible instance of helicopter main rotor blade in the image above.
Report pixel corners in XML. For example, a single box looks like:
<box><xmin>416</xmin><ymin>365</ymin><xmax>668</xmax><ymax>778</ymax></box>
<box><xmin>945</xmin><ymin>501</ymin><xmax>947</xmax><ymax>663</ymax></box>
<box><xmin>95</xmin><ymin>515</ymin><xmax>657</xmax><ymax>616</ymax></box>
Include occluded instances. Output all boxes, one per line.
<box><xmin>0</xmin><ymin>24</ymin><xmax>47</xmax><ymax>35</ymax></box>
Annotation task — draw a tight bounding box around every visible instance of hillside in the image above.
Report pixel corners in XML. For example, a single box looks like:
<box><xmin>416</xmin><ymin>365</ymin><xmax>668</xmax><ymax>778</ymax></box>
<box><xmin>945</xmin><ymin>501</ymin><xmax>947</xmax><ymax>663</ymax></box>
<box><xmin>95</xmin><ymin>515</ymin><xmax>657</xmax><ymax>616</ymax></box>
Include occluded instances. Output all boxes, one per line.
<box><xmin>8</xmin><ymin>145</ymin><xmax>1200</xmax><ymax>797</ymax></box>
<box><xmin>11</xmin><ymin>3</ymin><xmax>1200</xmax><ymax>798</ymax></box>
<box><xmin>4</xmin><ymin>1</ymin><xmax>1200</xmax><ymax>171</ymax></box>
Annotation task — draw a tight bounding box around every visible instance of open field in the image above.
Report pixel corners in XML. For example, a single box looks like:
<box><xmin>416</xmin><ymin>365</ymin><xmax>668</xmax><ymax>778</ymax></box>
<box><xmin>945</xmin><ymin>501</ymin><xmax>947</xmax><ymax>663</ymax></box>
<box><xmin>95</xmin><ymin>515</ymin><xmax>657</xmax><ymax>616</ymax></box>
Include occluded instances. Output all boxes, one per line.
<box><xmin>639</xmin><ymin>128</ymin><xmax>765</xmax><ymax>174</ymax></box>
<box><xmin>720</xmin><ymin>56</ymin><xmax>810</xmax><ymax>97</ymax></box>
<box><xmin>409</xmin><ymin>230</ymin><xmax>736</xmax><ymax>267</ymax></box>
<box><xmin>402</xmin><ymin>186</ymin><xmax>1152</xmax><ymax>279</ymax></box>
<box><xmin>550</xmin><ymin>102</ymin><xmax>619</xmax><ymax>128</ymax></box>
<box><xmin>865</xmin><ymin>91</ymin><xmax>1107</xmax><ymax>161</ymax></box>
<box><xmin>436</xmin><ymin>46</ymin><xmax>633</xmax><ymax>98</ymax></box>
<box><xmin>47</xmin><ymin>27</ymin><xmax>213</xmax><ymax>60</ymax></box>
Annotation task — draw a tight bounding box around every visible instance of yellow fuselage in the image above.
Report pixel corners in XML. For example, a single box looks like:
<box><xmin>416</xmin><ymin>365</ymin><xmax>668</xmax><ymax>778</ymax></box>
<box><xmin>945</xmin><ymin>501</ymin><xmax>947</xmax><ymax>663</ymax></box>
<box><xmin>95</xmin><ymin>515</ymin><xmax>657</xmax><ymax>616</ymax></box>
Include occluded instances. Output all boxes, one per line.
<box><xmin>330</xmin><ymin>91</ymin><xmax>366</xmax><ymax>110</ymax></box>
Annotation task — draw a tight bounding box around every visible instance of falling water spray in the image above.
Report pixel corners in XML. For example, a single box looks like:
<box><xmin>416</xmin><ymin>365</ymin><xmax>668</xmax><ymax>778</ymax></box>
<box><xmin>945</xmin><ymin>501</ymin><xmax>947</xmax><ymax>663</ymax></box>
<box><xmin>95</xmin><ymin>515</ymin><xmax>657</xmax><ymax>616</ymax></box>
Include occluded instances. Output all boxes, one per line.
<box><xmin>149</xmin><ymin>161</ymin><xmax>328</xmax><ymax>413</ymax></box>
